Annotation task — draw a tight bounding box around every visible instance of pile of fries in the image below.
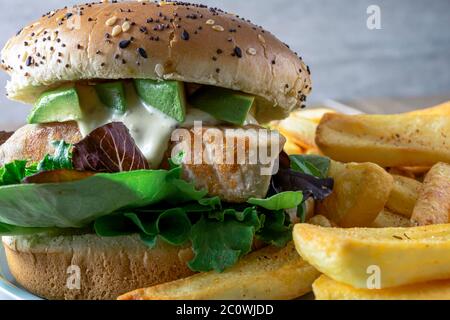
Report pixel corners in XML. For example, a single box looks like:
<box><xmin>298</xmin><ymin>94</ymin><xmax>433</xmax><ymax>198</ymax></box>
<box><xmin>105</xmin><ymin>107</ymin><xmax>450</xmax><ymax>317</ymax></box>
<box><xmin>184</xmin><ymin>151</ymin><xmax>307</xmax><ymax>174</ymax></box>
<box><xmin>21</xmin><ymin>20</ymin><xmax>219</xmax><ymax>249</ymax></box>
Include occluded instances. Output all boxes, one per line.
<box><xmin>119</xmin><ymin>101</ymin><xmax>450</xmax><ymax>300</ymax></box>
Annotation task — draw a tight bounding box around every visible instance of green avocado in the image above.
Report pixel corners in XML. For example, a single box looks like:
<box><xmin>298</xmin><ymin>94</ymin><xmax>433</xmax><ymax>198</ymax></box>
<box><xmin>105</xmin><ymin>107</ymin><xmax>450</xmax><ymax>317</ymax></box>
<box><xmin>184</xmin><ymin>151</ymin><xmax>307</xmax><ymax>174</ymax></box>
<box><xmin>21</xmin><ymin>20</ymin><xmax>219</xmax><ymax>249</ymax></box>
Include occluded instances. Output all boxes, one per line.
<box><xmin>189</xmin><ymin>87</ymin><xmax>254</xmax><ymax>126</ymax></box>
<box><xmin>134</xmin><ymin>79</ymin><xmax>186</xmax><ymax>122</ymax></box>
<box><xmin>95</xmin><ymin>81</ymin><xmax>127</xmax><ymax>113</ymax></box>
<box><xmin>27</xmin><ymin>87</ymin><xmax>82</xmax><ymax>124</ymax></box>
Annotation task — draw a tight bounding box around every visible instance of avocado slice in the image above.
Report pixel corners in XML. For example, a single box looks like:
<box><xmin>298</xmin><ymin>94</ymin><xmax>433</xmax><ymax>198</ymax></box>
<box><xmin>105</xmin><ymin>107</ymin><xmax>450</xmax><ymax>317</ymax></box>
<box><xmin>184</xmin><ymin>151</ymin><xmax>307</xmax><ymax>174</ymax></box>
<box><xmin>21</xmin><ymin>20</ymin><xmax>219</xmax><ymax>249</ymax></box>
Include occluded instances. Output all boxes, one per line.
<box><xmin>27</xmin><ymin>87</ymin><xmax>82</xmax><ymax>124</ymax></box>
<box><xmin>95</xmin><ymin>81</ymin><xmax>127</xmax><ymax>113</ymax></box>
<box><xmin>189</xmin><ymin>87</ymin><xmax>254</xmax><ymax>126</ymax></box>
<box><xmin>134</xmin><ymin>79</ymin><xmax>186</xmax><ymax>122</ymax></box>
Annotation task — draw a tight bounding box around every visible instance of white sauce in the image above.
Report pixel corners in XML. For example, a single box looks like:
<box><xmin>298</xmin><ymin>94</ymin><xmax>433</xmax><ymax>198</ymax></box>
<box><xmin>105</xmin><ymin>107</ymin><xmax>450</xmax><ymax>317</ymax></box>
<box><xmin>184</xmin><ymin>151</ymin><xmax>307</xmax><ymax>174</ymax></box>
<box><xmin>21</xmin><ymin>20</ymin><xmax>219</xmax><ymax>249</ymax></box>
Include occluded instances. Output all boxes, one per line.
<box><xmin>76</xmin><ymin>83</ymin><xmax>260</xmax><ymax>168</ymax></box>
<box><xmin>182</xmin><ymin>108</ymin><xmax>220</xmax><ymax>127</ymax></box>
<box><xmin>76</xmin><ymin>83</ymin><xmax>178</xmax><ymax>168</ymax></box>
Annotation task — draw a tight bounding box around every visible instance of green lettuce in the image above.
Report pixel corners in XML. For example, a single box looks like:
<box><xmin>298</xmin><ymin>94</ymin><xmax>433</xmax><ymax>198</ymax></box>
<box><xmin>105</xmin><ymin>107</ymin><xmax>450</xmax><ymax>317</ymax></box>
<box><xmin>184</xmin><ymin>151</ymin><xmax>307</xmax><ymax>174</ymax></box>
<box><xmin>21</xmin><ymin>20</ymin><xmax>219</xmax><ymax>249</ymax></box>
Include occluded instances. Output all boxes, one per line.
<box><xmin>37</xmin><ymin>140</ymin><xmax>73</xmax><ymax>171</ymax></box>
<box><xmin>0</xmin><ymin>152</ymin><xmax>311</xmax><ymax>273</ymax></box>
<box><xmin>289</xmin><ymin>154</ymin><xmax>330</xmax><ymax>179</ymax></box>
<box><xmin>0</xmin><ymin>160</ymin><xmax>28</xmax><ymax>185</ymax></box>
<box><xmin>0</xmin><ymin>167</ymin><xmax>204</xmax><ymax>228</ymax></box>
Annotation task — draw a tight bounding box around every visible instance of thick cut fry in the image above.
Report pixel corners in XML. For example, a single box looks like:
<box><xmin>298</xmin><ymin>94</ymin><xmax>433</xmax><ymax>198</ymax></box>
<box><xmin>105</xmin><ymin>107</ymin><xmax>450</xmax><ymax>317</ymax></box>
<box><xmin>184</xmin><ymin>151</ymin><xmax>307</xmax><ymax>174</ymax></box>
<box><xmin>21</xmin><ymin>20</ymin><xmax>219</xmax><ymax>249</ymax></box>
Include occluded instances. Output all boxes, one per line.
<box><xmin>316</xmin><ymin>113</ymin><xmax>450</xmax><ymax>167</ymax></box>
<box><xmin>412</xmin><ymin>162</ymin><xmax>450</xmax><ymax>226</ymax></box>
<box><xmin>283</xmin><ymin>140</ymin><xmax>304</xmax><ymax>155</ymax></box>
<box><xmin>276</xmin><ymin>116</ymin><xmax>318</xmax><ymax>149</ymax></box>
<box><xmin>371</xmin><ymin>210</ymin><xmax>412</xmax><ymax>228</ymax></box>
<box><xmin>294</xmin><ymin>108</ymin><xmax>336</xmax><ymax>124</ymax></box>
<box><xmin>308</xmin><ymin>215</ymin><xmax>334</xmax><ymax>227</ymax></box>
<box><xmin>118</xmin><ymin>242</ymin><xmax>320</xmax><ymax>300</ymax></box>
<box><xmin>316</xmin><ymin>161</ymin><xmax>393</xmax><ymax>227</ymax></box>
<box><xmin>293</xmin><ymin>223</ymin><xmax>450</xmax><ymax>289</ymax></box>
<box><xmin>407</xmin><ymin>101</ymin><xmax>450</xmax><ymax>116</ymax></box>
<box><xmin>386</xmin><ymin>175</ymin><xmax>421</xmax><ymax>218</ymax></box>
<box><xmin>313</xmin><ymin>275</ymin><xmax>450</xmax><ymax>300</ymax></box>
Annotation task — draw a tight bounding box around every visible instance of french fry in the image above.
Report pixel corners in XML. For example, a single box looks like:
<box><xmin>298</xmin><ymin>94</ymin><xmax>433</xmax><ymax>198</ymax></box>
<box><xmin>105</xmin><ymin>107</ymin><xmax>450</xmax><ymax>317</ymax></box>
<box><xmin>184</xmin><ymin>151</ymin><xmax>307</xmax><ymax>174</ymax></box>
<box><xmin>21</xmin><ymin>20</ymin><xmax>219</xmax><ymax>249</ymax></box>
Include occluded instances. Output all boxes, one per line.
<box><xmin>293</xmin><ymin>223</ymin><xmax>450</xmax><ymax>289</ymax></box>
<box><xmin>411</xmin><ymin>162</ymin><xmax>450</xmax><ymax>226</ymax></box>
<box><xmin>407</xmin><ymin>101</ymin><xmax>450</xmax><ymax>116</ymax></box>
<box><xmin>316</xmin><ymin>161</ymin><xmax>393</xmax><ymax>227</ymax></box>
<box><xmin>294</xmin><ymin>108</ymin><xmax>336</xmax><ymax>124</ymax></box>
<box><xmin>313</xmin><ymin>275</ymin><xmax>450</xmax><ymax>300</ymax></box>
<box><xmin>371</xmin><ymin>210</ymin><xmax>412</xmax><ymax>228</ymax></box>
<box><xmin>118</xmin><ymin>242</ymin><xmax>320</xmax><ymax>300</ymax></box>
<box><xmin>386</xmin><ymin>175</ymin><xmax>421</xmax><ymax>218</ymax></box>
<box><xmin>276</xmin><ymin>116</ymin><xmax>318</xmax><ymax>150</ymax></box>
<box><xmin>308</xmin><ymin>215</ymin><xmax>334</xmax><ymax>227</ymax></box>
<box><xmin>283</xmin><ymin>140</ymin><xmax>304</xmax><ymax>155</ymax></box>
<box><xmin>316</xmin><ymin>112</ymin><xmax>450</xmax><ymax>167</ymax></box>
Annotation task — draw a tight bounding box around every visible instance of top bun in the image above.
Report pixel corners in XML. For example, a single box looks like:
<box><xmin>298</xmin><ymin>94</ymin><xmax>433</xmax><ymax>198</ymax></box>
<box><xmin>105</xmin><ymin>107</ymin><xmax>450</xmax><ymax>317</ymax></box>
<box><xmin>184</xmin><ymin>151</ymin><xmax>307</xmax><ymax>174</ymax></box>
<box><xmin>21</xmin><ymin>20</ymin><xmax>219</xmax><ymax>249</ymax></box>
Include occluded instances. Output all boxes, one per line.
<box><xmin>0</xmin><ymin>1</ymin><xmax>312</xmax><ymax>122</ymax></box>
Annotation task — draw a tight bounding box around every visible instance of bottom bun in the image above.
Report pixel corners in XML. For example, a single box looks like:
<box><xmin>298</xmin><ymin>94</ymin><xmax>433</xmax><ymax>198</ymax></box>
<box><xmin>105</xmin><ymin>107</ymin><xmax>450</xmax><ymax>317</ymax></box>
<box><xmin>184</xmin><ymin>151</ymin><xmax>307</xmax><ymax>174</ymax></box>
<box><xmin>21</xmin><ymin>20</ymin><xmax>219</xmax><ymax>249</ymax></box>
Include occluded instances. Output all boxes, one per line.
<box><xmin>2</xmin><ymin>234</ymin><xmax>195</xmax><ymax>300</ymax></box>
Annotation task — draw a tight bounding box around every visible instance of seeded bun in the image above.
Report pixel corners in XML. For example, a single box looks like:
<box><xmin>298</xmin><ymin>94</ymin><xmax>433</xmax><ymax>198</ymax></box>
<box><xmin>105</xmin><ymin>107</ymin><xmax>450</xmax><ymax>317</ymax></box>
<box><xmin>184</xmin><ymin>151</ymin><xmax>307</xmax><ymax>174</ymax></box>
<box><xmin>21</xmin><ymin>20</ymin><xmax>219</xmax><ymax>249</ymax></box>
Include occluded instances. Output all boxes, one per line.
<box><xmin>0</xmin><ymin>1</ymin><xmax>311</xmax><ymax>122</ymax></box>
<box><xmin>2</xmin><ymin>234</ymin><xmax>195</xmax><ymax>300</ymax></box>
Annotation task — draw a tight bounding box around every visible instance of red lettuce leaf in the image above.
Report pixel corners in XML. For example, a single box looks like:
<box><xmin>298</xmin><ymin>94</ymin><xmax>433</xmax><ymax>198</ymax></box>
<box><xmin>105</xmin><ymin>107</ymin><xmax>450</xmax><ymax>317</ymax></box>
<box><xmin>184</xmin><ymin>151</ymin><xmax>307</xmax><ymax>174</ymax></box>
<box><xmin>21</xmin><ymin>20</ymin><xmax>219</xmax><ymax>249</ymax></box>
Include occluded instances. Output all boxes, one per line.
<box><xmin>72</xmin><ymin>122</ymin><xmax>149</xmax><ymax>173</ymax></box>
<box><xmin>0</xmin><ymin>131</ymin><xmax>13</xmax><ymax>146</ymax></box>
<box><xmin>271</xmin><ymin>151</ymin><xmax>334</xmax><ymax>201</ymax></box>
<box><xmin>271</xmin><ymin>168</ymin><xmax>334</xmax><ymax>201</ymax></box>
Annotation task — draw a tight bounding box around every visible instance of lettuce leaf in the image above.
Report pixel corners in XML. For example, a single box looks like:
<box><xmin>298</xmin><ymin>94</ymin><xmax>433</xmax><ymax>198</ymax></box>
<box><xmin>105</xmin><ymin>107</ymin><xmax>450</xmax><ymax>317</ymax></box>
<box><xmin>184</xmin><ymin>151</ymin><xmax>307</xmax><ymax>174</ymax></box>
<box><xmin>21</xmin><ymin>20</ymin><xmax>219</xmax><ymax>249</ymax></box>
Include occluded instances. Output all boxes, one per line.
<box><xmin>188</xmin><ymin>216</ymin><xmax>255</xmax><ymax>272</ymax></box>
<box><xmin>0</xmin><ymin>168</ymin><xmax>203</xmax><ymax>228</ymax></box>
<box><xmin>37</xmin><ymin>141</ymin><xmax>73</xmax><ymax>171</ymax></box>
<box><xmin>72</xmin><ymin>122</ymin><xmax>149</xmax><ymax>172</ymax></box>
<box><xmin>248</xmin><ymin>192</ymin><xmax>303</xmax><ymax>210</ymax></box>
<box><xmin>0</xmin><ymin>221</ymin><xmax>58</xmax><ymax>236</ymax></box>
<box><xmin>289</xmin><ymin>154</ymin><xmax>330</xmax><ymax>179</ymax></box>
<box><xmin>0</xmin><ymin>160</ymin><xmax>28</xmax><ymax>185</ymax></box>
<box><xmin>257</xmin><ymin>210</ymin><xmax>292</xmax><ymax>247</ymax></box>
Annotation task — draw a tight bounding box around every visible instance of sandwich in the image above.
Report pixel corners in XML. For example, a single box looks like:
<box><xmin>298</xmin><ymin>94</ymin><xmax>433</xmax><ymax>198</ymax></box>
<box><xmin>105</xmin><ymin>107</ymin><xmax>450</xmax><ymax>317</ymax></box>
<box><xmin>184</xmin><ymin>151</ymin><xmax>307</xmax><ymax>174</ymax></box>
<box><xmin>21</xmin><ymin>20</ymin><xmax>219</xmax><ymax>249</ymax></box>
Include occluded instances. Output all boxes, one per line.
<box><xmin>0</xmin><ymin>0</ymin><xmax>331</xmax><ymax>300</ymax></box>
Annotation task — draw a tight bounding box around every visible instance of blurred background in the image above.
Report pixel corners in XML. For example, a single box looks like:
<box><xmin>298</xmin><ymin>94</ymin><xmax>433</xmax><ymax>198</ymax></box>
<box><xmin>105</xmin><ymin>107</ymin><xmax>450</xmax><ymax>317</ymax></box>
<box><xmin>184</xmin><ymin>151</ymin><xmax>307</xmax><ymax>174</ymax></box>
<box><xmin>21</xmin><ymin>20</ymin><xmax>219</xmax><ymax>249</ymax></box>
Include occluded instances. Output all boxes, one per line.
<box><xmin>0</xmin><ymin>0</ymin><xmax>449</xmax><ymax>129</ymax></box>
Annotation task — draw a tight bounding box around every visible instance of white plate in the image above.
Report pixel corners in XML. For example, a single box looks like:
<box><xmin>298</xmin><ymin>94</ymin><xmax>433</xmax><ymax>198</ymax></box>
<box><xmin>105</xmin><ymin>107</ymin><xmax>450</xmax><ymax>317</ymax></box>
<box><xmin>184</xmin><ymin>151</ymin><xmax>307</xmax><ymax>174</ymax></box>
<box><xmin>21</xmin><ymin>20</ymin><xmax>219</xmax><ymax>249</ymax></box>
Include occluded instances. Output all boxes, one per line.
<box><xmin>0</xmin><ymin>100</ymin><xmax>361</xmax><ymax>300</ymax></box>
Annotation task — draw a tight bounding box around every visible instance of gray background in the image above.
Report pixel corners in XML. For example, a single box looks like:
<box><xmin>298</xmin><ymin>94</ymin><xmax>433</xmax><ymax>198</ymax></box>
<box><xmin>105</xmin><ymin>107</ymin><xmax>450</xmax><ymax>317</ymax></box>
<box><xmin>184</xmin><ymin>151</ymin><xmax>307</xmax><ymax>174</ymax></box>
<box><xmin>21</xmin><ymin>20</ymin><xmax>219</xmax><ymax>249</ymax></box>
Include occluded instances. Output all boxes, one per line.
<box><xmin>0</xmin><ymin>0</ymin><xmax>449</xmax><ymax>129</ymax></box>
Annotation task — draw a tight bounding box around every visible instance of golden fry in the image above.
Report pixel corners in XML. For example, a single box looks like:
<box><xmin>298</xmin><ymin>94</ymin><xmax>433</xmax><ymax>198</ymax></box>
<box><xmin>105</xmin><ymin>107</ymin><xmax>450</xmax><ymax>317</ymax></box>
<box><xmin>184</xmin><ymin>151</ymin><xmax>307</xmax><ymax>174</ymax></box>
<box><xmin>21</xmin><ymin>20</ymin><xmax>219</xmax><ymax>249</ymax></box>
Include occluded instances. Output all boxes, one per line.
<box><xmin>316</xmin><ymin>113</ymin><xmax>450</xmax><ymax>167</ymax></box>
<box><xmin>308</xmin><ymin>215</ymin><xmax>334</xmax><ymax>227</ymax></box>
<box><xmin>118</xmin><ymin>242</ymin><xmax>320</xmax><ymax>300</ymax></box>
<box><xmin>386</xmin><ymin>175</ymin><xmax>421</xmax><ymax>218</ymax></box>
<box><xmin>407</xmin><ymin>101</ymin><xmax>450</xmax><ymax>116</ymax></box>
<box><xmin>283</xmin><ymin>140</ymin><xmax>304</xmax><ymax>155</ymax></box>
<box><xmin>371</xmin><ymin>209</ymin><xmax>412</xmax><ymax>228</ymax></box>
<box><xmin>276</xmin><ymin>116</ymin><xmax>318</xmax><ymax>149</ymax></box>
<box><xmin>293</xmin><ymin>223</ymin><xmax>450</xmax><ymax>289</ymax></box>
<box><xmin>411</xmin><ymin>162</ymin><xmax>450</xmax><ymax>226</ymax></box>
<box><xmin>316</xmin><ymin>161</ymin><xmax>393</xmax><ymax>227</ymax></box>
<box><xmin>313</xmin><ymin>275</ymin><xmax>450</xmax><ymax>300</ymax></box>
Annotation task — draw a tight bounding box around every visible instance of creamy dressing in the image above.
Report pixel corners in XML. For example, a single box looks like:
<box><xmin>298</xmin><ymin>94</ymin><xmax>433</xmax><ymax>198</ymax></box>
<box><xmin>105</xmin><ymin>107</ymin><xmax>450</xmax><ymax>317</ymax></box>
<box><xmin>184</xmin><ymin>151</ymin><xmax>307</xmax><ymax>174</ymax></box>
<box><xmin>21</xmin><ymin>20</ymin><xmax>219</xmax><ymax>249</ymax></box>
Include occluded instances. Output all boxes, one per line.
<box><xmin>76</xmin><ymin>83</ymin><xmax>259</xmax><ymax>168</ymax></box>
<box><xmin>76</xmin><ymin>83</ymin><xmax>178</xmax><ymax>168</ymax></box>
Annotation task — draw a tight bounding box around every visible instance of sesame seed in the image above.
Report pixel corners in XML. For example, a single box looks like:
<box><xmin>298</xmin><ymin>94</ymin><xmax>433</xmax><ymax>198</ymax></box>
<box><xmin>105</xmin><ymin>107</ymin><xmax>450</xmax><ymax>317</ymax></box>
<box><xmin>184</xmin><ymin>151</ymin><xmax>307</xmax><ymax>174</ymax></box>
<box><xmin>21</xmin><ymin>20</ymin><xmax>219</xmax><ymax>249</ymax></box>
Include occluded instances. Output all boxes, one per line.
<box><xmin>212</xmin><ymin>25</ymin><xmax>224</xmax><ymax>32</ymax></box>
<box><xmin>181</xmin><ymin>30</ymin><xmax>190</xmax><ymax>41</ymax></box>
<box><xmin>25</xmin><ymin>56</ymin><xmax>33</xmax><ymax>66</ymax></box>
<box><xmin>247</xmin><ymin>48</ymin><xmax>257</xmax><ymax>55</ymax></box>
<box><xmin>112</xmin><ymin>25</ymin><xmax>122</xmax><ymax>37</ymax></box>
<box><xmin>155</xmin><ymin>63</ymin><xmax>164</xmax><ymax>77</ymax></box>
<box><xmin>234</xmin><ymin>46</ymin><xmax>243</xmax><ymax>58</ymax></box>
<box><xmin>138</xmin><ymin>47</ymin><xmax>148</xmax><ymax>58</ymax></box>
<box><xmin>122</xmin><ymin>21</ymin><xmax>131</xmax><ymax>32</ymax></box>
<box><xmin>205</xmin><ymin>19</ymin><xmax>215</xmax><ymax>25</ymax></box>
<box><xmin>119</xmin><ymin>40</ymin><xmax>131</xmax><ymax>49</ymax></box>
<box><xmin>258</xmin><ymin>34</ymin><xmax>266</xmax><ymax>44</ymax></box>
<box><xmin>105</xmin><ymin>16</ymin><xmax>117</xmax><ymax>26</ymax></box>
